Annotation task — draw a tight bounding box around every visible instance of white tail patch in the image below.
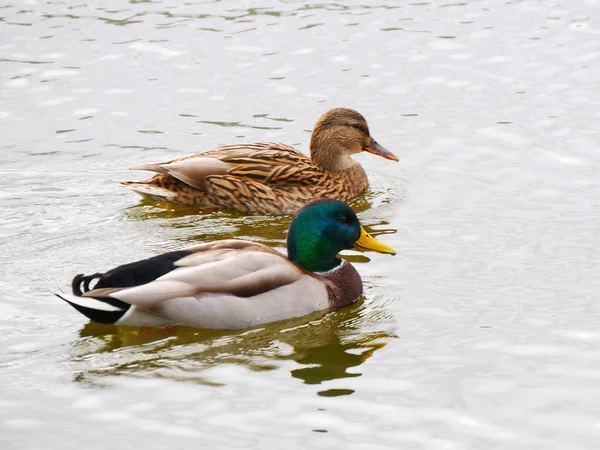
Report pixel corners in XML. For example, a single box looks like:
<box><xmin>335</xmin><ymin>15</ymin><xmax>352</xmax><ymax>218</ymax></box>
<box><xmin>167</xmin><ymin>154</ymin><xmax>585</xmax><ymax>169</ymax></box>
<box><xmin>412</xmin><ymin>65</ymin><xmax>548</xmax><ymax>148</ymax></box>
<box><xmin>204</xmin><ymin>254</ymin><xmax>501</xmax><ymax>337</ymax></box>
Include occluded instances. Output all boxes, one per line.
<box><xmin>56</xmin><ymin>293</ymin><xmax>124</xmax><ymax>312</ymax></box>
<box><xmin>121</xmin><ymin>183</ymin><xmax>178</xmax><ymax>202</ymax></box>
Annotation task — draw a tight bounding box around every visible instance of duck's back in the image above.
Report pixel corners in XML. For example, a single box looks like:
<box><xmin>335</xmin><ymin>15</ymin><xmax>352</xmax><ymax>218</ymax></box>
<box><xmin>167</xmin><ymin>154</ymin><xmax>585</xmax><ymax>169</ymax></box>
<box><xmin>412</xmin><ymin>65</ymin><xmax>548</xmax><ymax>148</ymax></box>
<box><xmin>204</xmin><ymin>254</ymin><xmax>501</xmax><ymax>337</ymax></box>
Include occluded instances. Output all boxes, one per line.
<box><xmin>59</xmin><ymin>239</ymin><xmax>333</xmax><ymax>329</ymax></box>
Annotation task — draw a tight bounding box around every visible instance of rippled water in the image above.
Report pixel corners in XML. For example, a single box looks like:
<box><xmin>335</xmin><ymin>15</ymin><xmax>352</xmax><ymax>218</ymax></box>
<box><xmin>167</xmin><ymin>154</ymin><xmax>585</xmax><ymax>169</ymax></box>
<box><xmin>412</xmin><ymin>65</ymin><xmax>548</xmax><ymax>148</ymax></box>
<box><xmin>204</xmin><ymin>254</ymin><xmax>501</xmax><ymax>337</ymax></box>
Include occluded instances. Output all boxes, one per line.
<box><xmin>2</xmin><ymin>1</ymin><xmax>600</xmax><ymax>448</ymax></box>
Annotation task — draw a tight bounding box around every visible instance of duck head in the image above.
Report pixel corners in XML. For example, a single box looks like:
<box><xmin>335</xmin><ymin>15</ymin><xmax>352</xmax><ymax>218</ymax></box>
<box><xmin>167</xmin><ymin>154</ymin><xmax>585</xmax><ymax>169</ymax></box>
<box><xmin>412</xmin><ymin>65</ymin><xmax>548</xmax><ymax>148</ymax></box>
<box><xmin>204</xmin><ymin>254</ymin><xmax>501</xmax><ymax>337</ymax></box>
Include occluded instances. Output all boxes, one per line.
<box><xmin>309</xmin><ymin>108</ymin><xmax>398</xmax><ymax>170</ymax></box>
<box><xmin>287</xmin><ymin>198</ymin><xmax>396</xmax><ymax>273</ymax></box>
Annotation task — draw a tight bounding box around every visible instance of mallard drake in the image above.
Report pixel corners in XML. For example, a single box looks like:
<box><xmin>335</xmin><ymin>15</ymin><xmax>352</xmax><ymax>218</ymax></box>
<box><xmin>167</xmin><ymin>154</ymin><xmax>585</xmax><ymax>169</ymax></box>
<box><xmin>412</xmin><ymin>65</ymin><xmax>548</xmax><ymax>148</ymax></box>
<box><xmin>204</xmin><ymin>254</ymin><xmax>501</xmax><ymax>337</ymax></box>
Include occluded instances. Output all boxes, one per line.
<box><xmin>122</xmin><ymin>108</ymin><xmax>397</xmax><ymax>215</ymax></box>
<box><xmin>56</xmin><ymin>199</ymin><xmax>395</xmax><ymax>329</ymax></box>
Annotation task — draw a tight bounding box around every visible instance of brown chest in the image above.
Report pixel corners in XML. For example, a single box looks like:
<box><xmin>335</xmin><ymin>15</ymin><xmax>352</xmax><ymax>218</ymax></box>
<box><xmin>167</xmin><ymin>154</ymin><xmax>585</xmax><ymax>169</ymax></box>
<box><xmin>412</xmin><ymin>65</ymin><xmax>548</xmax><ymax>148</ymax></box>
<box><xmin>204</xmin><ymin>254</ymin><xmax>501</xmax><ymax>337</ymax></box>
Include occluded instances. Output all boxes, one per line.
<box><xmin>331</xmin><ymin>165</ymin><xmax>369</xmax><ymax>202</ymax></box>
<box><xmin>321</xmin><ymin>261</ymin><xmax>364</xmax><ymax>309</ymax></box>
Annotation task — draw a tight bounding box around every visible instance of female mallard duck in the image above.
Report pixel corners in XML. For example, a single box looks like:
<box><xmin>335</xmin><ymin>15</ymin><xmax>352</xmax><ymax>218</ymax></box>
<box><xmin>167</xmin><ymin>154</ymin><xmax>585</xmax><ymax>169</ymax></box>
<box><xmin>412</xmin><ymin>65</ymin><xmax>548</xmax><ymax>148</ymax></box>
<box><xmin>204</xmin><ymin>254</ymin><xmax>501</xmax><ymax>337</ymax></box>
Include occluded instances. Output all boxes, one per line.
<box><xmin>122</xmin><ymin>108</ymin><xmax>397</xmax><ymax>215</ymax></box>
<box><xmin>56</xmin><ymin>199</ymin><xmax>395</xmax><ymax>329</ymax></box>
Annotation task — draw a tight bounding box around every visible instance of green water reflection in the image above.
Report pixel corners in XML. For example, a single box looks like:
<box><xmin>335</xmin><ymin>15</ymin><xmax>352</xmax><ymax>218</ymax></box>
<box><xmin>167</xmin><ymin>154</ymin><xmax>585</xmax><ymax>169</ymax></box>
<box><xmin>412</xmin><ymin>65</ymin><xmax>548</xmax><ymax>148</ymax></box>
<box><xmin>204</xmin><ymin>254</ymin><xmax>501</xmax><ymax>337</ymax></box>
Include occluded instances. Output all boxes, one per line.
<box><xmin>122</xmin><ymin>188</ymin><xmax>397</xmax><ymax>250</ymax></box>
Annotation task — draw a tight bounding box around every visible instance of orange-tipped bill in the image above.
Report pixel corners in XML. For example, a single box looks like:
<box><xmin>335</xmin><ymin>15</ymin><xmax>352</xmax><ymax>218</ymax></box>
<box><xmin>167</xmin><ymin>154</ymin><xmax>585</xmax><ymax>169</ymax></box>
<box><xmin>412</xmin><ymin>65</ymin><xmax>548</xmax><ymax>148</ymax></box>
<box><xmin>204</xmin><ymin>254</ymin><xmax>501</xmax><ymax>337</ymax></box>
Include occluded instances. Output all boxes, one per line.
<box><xmin>355</xmin><ymin>227</ymin><xmax>396</xmax><ymax>255</ymax></box>
<box><xmin>364</xmin><ymin>140</ymin><xmax>398</xmax><ymax>162</ymax></box>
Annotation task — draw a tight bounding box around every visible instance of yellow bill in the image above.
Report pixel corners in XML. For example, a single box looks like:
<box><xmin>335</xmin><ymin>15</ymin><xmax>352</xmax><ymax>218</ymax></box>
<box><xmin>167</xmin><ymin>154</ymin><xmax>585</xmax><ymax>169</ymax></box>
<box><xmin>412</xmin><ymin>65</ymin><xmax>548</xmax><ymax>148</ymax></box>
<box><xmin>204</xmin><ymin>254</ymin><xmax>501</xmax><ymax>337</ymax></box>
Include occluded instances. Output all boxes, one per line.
<box><xmin>355</xmin><ymin>227</ymin><xmax>396</xmax><ymax>255</ymax></box>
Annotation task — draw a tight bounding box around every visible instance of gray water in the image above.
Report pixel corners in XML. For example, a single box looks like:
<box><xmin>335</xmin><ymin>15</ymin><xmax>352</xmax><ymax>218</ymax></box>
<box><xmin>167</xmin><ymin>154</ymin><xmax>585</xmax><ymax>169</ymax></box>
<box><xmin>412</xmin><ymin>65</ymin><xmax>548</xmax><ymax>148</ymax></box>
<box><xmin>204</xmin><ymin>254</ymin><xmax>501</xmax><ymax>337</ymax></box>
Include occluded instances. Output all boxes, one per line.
<box><xmin>2</xmin><ymin>0</ymin><xmax>600</xmax><ymax>448</ymax></box>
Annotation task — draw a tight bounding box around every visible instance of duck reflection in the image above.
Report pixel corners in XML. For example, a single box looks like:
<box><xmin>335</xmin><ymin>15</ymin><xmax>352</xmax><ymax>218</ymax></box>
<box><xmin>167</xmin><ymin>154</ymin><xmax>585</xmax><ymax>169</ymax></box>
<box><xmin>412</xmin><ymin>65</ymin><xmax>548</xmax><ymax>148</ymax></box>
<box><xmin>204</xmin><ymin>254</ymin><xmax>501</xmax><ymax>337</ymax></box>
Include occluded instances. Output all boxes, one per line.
<box><xmin>71</xmin><ymin>299</ymin><xmax>396</xmax><ymax>394</ymax></box>
<box><xmin>123</xmin><ymin>191</ymin><xmax>396</xmax><ymax>252</ymax></box>
<box><xmin>124</xmin><ymin>185</ymin><xmax>389</xmax><ymax>223</ymax></box>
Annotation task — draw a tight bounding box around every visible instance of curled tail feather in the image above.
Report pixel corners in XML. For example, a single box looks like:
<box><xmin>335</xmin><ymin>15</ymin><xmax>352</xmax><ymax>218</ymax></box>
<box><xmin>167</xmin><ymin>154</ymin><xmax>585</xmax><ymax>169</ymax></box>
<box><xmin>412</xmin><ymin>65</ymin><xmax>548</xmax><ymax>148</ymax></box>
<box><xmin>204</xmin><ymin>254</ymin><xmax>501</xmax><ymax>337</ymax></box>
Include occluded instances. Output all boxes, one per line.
<box><xmin>72</xmin><ymin>272</ymin><xmax>103</xmax><ymax>296</ymax></box>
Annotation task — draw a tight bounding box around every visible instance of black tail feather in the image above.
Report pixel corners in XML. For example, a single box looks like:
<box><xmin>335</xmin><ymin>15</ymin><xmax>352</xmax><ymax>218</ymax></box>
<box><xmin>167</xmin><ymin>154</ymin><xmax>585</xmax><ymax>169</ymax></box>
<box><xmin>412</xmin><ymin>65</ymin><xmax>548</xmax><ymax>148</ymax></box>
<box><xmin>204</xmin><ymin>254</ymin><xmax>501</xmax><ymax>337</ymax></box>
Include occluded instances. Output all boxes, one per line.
<box><xmin>63</xmin><ymin>250</ymin><xmax>193</xmax><ymax>325</ymax></box>
<box><xmin>72</xmin><ymin>273</ymin><xmax>103</xmax><ymax>296</ymax></box>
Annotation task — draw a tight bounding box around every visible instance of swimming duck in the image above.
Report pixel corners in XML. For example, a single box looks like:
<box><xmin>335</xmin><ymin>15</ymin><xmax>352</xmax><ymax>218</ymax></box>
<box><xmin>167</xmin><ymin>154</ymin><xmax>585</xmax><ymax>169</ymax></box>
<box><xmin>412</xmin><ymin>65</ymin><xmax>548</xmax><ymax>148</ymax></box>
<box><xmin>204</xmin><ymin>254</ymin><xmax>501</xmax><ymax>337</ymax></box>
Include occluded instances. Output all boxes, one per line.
<box><xmin>56</xmin><ymin>199</ymin><xmax>395</xmax><ymax>329</ymax></box>
<box><xmin>122</xmin><ymin>108</ymin><xmax>397</xmax><ymax>215</ymax></box>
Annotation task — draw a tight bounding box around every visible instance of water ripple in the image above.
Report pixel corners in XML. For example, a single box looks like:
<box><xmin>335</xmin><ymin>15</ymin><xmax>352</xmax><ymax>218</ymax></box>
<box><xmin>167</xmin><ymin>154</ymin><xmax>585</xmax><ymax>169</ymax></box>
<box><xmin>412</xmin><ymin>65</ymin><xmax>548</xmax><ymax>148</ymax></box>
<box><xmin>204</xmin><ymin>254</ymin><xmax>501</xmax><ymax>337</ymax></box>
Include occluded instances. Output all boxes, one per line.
<box><xmin>2</xmin><ymin>0</ymin><xmax>600</xmax><ymax>448</ymax></box>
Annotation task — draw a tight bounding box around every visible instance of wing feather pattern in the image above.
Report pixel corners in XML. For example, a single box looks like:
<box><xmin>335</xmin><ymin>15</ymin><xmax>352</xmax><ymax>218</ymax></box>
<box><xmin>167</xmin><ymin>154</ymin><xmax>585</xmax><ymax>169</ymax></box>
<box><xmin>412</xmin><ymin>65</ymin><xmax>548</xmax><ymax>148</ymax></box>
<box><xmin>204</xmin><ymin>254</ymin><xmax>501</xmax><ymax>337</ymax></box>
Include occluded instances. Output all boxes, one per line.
<box><xmin>59</xmin><ymin>239</ymin><xmax>331</xmax><ymax>329</ymax></box>
<box><xmin>110</xmin><ymin>249</ymin><xmax>302</xmax><ymax>309</ymax></box>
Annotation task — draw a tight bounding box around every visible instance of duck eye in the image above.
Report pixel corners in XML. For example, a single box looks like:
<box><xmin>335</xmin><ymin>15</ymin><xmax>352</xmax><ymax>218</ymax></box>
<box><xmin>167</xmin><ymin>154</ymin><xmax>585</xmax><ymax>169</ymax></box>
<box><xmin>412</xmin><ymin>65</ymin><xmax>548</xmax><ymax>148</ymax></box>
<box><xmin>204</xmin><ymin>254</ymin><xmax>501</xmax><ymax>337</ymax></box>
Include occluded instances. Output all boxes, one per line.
<box><xmin>351</xmin><ymin>124</ymin><xmax>361</xmax><ymax>130</ymax></box>
<box><xmin>338</xmin><ymin>215</ymin><xmax>348</xmax><ymax>224</ymax></box>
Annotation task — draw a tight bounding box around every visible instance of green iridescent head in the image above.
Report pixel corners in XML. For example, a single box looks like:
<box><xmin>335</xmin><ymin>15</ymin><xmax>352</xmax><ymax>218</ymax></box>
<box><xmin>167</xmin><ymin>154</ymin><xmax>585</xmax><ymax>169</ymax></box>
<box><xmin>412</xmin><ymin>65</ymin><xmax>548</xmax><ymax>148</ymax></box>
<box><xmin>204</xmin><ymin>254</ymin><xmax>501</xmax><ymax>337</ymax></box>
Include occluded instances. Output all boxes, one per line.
<box><xmin>286</xmin><ymin>199</ymin><xmax>396</xmax><ymax>272</ymax></box>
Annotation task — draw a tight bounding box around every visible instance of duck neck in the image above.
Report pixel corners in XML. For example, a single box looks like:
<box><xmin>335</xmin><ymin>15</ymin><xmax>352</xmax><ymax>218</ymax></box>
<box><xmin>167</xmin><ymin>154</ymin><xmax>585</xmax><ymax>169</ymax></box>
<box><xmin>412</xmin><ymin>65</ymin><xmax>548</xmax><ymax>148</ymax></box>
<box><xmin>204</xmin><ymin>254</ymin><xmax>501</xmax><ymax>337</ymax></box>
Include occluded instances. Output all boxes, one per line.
<box><xmin>310</xmin><ymin>133</ymin><xmax>356</xmax><ymax>171</ymax></box>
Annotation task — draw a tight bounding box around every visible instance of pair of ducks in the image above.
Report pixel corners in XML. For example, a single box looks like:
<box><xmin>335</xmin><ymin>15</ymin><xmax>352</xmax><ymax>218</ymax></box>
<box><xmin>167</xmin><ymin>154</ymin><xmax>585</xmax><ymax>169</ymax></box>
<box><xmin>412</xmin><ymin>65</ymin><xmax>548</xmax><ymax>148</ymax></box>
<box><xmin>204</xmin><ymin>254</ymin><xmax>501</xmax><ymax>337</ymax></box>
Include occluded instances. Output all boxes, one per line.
<box><xmin>59</xmin><ymin>108</ymin><xmax>398</xmax><ymax>329</ymax></box>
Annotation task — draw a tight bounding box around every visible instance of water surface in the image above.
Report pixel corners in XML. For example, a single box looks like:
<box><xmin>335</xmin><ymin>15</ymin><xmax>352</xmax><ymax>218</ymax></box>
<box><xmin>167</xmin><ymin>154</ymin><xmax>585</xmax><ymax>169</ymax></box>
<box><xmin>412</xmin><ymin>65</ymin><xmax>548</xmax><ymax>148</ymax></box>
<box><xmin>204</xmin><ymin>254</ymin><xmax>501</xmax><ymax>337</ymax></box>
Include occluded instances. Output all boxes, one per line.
<box><xmin>1</xmin><ymin>1</ymin><xmax>600</xmax><ymax>449</ymax></box>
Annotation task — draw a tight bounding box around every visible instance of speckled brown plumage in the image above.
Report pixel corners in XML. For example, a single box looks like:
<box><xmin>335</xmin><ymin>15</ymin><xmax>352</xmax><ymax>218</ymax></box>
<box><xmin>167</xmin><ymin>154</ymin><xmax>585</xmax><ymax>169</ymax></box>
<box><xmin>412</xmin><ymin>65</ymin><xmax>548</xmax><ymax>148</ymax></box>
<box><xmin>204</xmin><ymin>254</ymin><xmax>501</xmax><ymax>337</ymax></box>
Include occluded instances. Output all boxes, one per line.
<box><xmin>122</xmin><ymin>108</ymin><xmax>397</xmax><ymax>215</ymax></box>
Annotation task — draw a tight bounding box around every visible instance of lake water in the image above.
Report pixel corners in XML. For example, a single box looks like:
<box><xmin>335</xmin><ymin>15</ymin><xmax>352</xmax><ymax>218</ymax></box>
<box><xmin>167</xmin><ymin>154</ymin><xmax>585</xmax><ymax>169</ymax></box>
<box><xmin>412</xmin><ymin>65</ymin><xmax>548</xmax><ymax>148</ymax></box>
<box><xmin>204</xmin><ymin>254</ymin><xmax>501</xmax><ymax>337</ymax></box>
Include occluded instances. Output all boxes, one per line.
<box><xmin>1</xmin><ymin>0</ymin><xmax>600</xmax><ymax>448</ymax></box>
